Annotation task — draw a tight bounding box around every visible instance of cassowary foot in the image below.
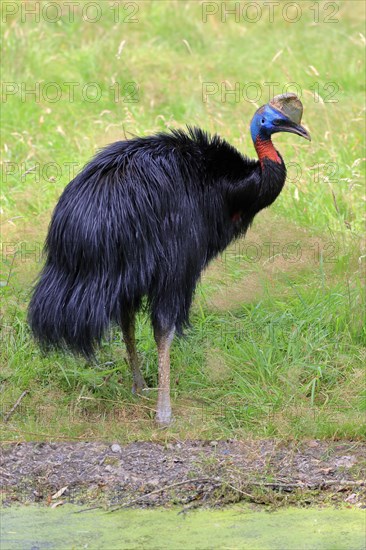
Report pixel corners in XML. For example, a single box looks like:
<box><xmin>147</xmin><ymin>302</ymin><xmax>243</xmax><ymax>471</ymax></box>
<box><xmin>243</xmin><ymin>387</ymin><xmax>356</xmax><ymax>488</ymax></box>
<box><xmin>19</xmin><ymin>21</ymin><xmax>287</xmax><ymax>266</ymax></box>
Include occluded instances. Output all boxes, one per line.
<box><xmin>156</xmin><ymin>409</ymin><xmax>173</xmax><ymax>426</ymax></box>
<box><xmin>156</xmin><ymin>394</ymin><xmax>173</xmax><ymax>426</ymax></box>
<box><xmin>131</xmin><ymin>371</ymin><xmax>147</xmax><ymax>395</ymax></box>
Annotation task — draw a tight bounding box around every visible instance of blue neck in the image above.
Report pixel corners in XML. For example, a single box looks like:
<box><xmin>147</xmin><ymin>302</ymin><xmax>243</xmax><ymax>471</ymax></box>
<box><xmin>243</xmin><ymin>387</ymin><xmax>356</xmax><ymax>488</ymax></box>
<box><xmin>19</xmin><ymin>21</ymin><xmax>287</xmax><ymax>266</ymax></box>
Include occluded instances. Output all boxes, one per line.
<box><xmin>250</xmin><ymin>110</ymin><xmax>271</xmax><ymax>143</ymax></box>
<box><xmin>250</xmin><ymin>108</ymin><xmax>282</xmax><ymax>165</ymax></box>
<box><xmin>250</xmin><ymin>114</ymin><xmax>263</xmax><ymax>143</ymax></box>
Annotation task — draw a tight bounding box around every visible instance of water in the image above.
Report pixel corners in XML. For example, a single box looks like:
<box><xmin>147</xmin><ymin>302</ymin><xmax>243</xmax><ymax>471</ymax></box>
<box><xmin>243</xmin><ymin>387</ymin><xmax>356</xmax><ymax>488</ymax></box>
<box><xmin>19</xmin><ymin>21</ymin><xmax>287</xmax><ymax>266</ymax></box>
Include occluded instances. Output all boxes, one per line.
<box><xmin>1</xmin><ymin>504</ymin><xmax>365</xmax><ymax>549</ymax></box>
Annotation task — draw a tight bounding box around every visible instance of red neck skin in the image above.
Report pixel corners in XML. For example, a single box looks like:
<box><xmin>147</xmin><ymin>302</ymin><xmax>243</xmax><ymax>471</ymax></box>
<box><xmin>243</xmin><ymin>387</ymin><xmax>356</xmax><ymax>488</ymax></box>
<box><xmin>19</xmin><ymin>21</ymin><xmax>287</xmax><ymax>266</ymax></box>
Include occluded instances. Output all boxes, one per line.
<box><xmin>255</xmin><ymin>136</ymin><xmax>281</xmax><ymax>167</ymax></box>
<box><xmin>231</xmin><ymin>137</ymin><xmax>282</xmax><ymax>224</ymax></box>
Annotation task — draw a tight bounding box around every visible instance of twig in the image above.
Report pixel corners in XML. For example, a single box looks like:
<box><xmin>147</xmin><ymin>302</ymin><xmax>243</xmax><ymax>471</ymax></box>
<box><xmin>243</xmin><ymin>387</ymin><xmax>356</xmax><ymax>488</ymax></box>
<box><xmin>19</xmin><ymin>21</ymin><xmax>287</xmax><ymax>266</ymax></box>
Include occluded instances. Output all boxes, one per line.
<box><xmin>5</xmin><ymin>251</ymin><xmax>17</xmax><ymax>287</ymax></box>
<box><xmin>1</xmin><ymin>427</ymin><xmax>100</xmax><ymax>440</ymax></box>
<box><xmin>221</xmin><ymin>479</ymin><xmax>365</xmax><ymax>496</ymax></box>
<box><xmin>331</xmin><ymin>188</ymin><xmax>340</xmax><ymax>215</ymax></box>
<box><xmin>246</xmin><ymin>480</ymin><xmax>365</xmax><ymax>489</ymax></box>
<box><xmin>109</xmin><ymin>477</ymin><xmax>218</xmax><ymax>512</ymax></box>
<box><xmin>75</xmin><ymin>505</ymin><xmax>102</xmax><ymax>514</ymax></box>
<box><xmin>3</xmin><ymin>391</ymin><xmax>29</xmax><ymax>422</ymax></box>
<box><xmin>21</xmin><ymin>166</ymin><xmax>36</xmax><ymax>177</ymax></box>
<box><xmin>224</xmin><ymin>482</ymin><xmax>264</xmax><ymax>503</ymax></box>
<box><xmin>314</xmin><ymin>480</ymin><xmax>364</xmax><ymax>488</ymax></box>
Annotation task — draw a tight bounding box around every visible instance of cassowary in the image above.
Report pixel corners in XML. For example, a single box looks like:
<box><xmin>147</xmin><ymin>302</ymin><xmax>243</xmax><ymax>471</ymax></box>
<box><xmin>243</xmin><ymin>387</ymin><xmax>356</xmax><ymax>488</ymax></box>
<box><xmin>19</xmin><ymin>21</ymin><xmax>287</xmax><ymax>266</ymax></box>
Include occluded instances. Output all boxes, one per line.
<box><xmin>28</xmin><ymin>93</ymin><xmax>310</xmax><ymax>425</ymax></box>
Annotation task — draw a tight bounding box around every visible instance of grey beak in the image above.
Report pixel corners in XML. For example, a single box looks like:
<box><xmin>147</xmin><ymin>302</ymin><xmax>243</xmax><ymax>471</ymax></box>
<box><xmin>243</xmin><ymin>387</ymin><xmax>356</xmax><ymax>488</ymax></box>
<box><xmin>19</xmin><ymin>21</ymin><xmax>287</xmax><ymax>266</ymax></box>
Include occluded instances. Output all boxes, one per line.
<box><xmin>291</xmin><ymin>123</ymin><xmax>311</xmax><ymax>141</ymax></box>
<box><xmin>278</xmin><ymin>121</ymin><xmax>311</xmax><ymax>141</ymax></box>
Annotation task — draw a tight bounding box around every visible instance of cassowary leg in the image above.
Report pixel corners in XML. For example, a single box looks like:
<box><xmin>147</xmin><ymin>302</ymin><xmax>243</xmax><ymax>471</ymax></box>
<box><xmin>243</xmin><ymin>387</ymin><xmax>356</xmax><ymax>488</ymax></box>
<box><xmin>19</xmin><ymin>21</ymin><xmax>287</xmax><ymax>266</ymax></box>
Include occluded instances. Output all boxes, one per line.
<box><xmin>121</xmin><ymin>310</ymin><xmax>146</xmax><ymax>394</ymax></box>
<box><xmin>154</xmin><ymin>326</ymin><xmax>175</xmax><ymax>425</ymax></box>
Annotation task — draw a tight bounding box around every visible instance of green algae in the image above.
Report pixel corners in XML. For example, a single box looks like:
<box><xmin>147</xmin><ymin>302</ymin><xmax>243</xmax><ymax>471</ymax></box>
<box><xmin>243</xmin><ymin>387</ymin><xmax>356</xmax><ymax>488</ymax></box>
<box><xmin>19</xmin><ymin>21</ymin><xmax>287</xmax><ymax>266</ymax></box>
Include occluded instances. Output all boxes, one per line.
<box><xmin>1</xmin><ymin>505</ymin><xmax>365</xmax><ymax>549</ymax></box>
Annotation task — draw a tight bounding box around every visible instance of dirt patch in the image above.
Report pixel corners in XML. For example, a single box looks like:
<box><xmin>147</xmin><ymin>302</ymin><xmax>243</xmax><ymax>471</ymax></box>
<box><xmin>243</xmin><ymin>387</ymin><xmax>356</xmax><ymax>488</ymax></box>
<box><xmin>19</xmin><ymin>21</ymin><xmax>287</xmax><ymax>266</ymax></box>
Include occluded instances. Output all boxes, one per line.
<box><xmin>1</xmin><ymin>440</ymin><xmax>365</xmax><ymax>510</ymax></box>
<box><xmin>202</xmin><ymin>211</ymin><xmax>333</xmax><ymax>310</ymax></box>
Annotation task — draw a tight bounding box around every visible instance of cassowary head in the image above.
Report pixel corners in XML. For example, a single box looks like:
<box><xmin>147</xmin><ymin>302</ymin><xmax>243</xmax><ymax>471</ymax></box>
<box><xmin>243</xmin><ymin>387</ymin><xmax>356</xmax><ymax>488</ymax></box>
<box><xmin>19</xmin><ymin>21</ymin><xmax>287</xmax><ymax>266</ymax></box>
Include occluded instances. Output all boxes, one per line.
<box><xmin>250</xmin><ymin>93</ymin><xmax>311</xmax><ymax>143</ymax></box>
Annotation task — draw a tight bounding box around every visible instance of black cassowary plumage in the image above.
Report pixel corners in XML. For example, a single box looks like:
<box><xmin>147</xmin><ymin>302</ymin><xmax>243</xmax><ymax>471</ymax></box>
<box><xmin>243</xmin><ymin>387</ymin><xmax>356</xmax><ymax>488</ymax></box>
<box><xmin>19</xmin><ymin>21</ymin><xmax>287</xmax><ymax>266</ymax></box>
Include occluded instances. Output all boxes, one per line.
<box><xmin>29</xmin><ymin>94</ymin><xmax>310</xmax><ymax>423</ymax></box>
<box><xmin>29</xmin><ymin>127</ymin><xmax>282</xmax><ymax>356</ymax></box>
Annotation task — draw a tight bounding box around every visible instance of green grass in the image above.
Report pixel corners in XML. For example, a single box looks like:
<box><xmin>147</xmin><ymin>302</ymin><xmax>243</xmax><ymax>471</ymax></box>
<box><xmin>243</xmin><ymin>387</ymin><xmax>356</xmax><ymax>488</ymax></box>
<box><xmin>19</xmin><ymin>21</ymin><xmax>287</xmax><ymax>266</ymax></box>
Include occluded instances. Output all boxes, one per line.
<box><xmin>1</xmin><ymin>0</ymin><xmax>365</xmax><ymax>442</ymax></box>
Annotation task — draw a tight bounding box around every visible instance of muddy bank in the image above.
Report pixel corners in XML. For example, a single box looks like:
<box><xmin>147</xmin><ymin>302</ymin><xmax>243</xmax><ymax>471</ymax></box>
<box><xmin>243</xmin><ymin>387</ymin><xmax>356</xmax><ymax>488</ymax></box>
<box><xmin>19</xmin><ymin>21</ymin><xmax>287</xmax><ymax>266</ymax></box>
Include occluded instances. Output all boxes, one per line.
<box><xmin>1</xmin><ymin>440</ymin><xmax>365</xmax><ymax>509</ymax></box>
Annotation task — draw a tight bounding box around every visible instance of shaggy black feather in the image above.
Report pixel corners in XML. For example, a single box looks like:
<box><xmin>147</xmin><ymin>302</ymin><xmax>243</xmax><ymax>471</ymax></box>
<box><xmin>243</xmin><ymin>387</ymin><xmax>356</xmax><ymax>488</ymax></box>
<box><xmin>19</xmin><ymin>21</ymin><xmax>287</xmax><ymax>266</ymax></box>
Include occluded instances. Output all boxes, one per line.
<box><xmin>28</xmin><ymin>127</ymin><xmax>286</xmax><ymax>356</ymax></box>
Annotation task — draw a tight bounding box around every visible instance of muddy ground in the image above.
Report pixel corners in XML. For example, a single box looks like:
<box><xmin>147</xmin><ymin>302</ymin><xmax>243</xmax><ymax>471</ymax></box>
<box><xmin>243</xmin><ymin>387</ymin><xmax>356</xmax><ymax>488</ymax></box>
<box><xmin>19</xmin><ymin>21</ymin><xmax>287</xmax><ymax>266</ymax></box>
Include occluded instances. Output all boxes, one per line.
<box><xmin>1</xmin><ymin>440</ymin><xmax>365</xmax><ymax>510</ymax></box>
